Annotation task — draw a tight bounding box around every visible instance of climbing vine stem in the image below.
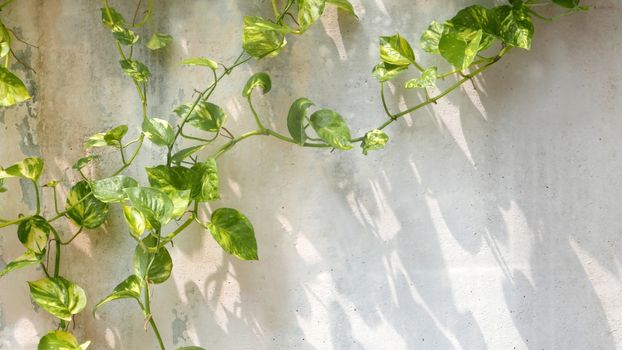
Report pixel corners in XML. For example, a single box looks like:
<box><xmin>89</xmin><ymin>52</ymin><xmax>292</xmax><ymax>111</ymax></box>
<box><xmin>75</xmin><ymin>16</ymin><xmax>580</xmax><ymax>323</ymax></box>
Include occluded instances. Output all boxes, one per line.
<box><xmin>0</xmin><ymin>1</ymin><xmax>586</xmax><ymax>349</ymax></box>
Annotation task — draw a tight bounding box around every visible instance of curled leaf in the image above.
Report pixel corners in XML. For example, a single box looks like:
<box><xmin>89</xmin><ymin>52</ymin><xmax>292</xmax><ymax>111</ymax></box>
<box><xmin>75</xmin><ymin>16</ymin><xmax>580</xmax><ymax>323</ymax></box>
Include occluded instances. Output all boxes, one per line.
<box><xmin>361</xmin><ymin>129</ymin><xmax>389</xmax><ymax>155</ymax></box>
<box><xmin>242</xmin><ymin>72</ymin><xmax>271</xmax><ymax>97</ymax></box>
<box><xmin>287</xmin><ymin>98</ymin><xmax>314</xmax><ymax>146</ymax></box>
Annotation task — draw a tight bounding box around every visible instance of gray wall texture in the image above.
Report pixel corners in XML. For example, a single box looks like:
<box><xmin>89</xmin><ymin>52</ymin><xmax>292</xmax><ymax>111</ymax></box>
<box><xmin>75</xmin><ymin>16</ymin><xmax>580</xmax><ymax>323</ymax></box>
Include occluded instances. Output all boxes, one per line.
<box><xmin>1</xmin><ymin>0</ymin><xmax>621</xmax><ymax>349</ymax></box>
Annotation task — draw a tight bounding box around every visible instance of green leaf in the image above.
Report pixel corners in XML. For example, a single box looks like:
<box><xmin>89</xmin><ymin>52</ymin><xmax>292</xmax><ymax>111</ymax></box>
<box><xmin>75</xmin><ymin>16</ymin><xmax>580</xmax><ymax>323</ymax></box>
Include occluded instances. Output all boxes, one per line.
<box><xmin>174</xmin><ymin>101</ymin><xmax>227</xmax><ymax>133</ymax></box>
<box><xmin>420</xmin><ymin>20</ymin><xmax>444</xmax><ymax>54</ymax></box>
<box><xmin>17</xmin><ymin>216</ymin><xmax>52</xmax><ymax>253</ymax></box>
<box><xmin>552</xmin><ymin>0</ymin><xmax>580</xmax><ymax>8</ymax></box>
<box><xmin>122</xmin><ymin>205</ymin><xmax>147</xmax><ymax>239</ymax></box>
<box><xmin>0</xmin><ymin>23</ymin><xmax>11</xmax><ymax>59</ymax></box>
<box><xmin>326</xmin><ymin>0</ymin><xmax>358</xmax><ymax>18</ymax></box>
<box><xmin>103</xmin><ymin>125</ymin><xmax>128</xmax><ymax>147</ymax></box>
<box><xmin>142</xmin><ymin>117</ymin><xmax>175</xmax><ymax>147</ymax></box>
<box><xmin>92</xmin><ymin>175</ymin><xmax>138</xmax><ymax>203</ymax></box>
<box><xmin>181</xmin><ymin>57</ymin><xmax>218</xmax><ymax>70</ymax></box>
<box><xmin>94</xmin><ymin>275</ymin><xmax>142</xmax><ymax>314</ymax></box>
<box><xmin>438</xmin><ymin>26</ymin><xmax>484</xmax><ymax>70</ymax></box>
<box><xmin>297</xmin><ymin>0</ymin><xmax>326</xmax><ymax>32</ymax></box>
<box><xmin>450</xmin><ymin>5</ymin><xmax>498</xmax><ymax>37</ymax></box>
<box><xmin>494</xmin><ymin>4</ymin><xmax>534</xmax><ymax>49</ymax></box>
<box><xmin>112</xmin><ymin>26</ymin><xmax>140</xmax><ymax>46</ymax></box>
<box><xmin>38</xmin><ymin>330</ymin><xmax>90</xmax><ymax>350</ymax></box>
<box><xmin>146</xmin><ymin>165</ymin><xmax>196</xmax><ymax>193</ymax></box>
<box><xmin>242</xmin><ymin>16</ymin><xmax>290</xmax><ymax>59</ymax></box>
<box><xmin>208</xmin><ymin>208</ymin><xmax>258</xmax><ymax>260</ymax></box>
<box><xmin>168</xmin><ymin>189</ymin><xmax>191</xmax><ymax>218</ymax></box>
<box><xmin>445</xmin><ymin>5</ymin><xmax>497</xmax><ymax>54</ymax></box>
<box><xmin>124</xmin><ymin>187</ymin><xmax>174</xmax><ymax>229</ymax></box>
<box><xmin>0</xmin><ymin>250</ymin><xmax>43</xmax><ymax>278</ymax></box>
<box><xmin>372</xmin><ymin>62</ymin><xmax>407</xmax><ymax>82</ymax></box>
<box><xmin>0</xmin><ymin>178</ymin><xmax>6</xmax><ymax>193</ymax></box>
<box><xmin>404</xmin><ymin>66</ymin><xmax>437</xmax><ymax>89</ymax></box>
<box><xmin>146</xmin><ymin>33</ymin><xmax>173</xmax><ymax>50</ymax></box>
<box><xmin>66</xmin><ymin>181</ymin><xmax>109</xmax><ymax>229</ymax></box>
<box><xmin>287</xmin><ymin>98</ymin><xmax>314</xmax><ymax>146</ymax></box>
<box><xmin>119</xmin><ymin>59</ymin><xmax>151</xmax><ymax>82</ymax></box>
<box><xmin>101</xmin><ymin>7</ymin><xmax>125</xmax><ymax>29</ymax></box>
<box><xmin>145</xmin><ymin>165</ymin><xmax>195</xmax><ymax>218</ymax></box>
<box><xmin>309</xmin><ymin>109</ymin><xmax>352</xmax><ymax>150</ymax></box>
<box><xmin>171</xmin><ymin>145</ymin><xmax>206</xmax><ymax>165</ymax></box>
<box><xmin>84</xmin><ymin>125</ymin><xmax>128</xmax><ymax>149</ymax></box>
<box><xmin>191</xmin><ymin>159</ymin><xmax>219</xmax><ymax>202</ymax></box>
<box><xmin>84</xmin><ymin>133</ymin><xmax>107</xmax><ymax>149</ymax></box>
<box><xmin>379</xmin><ymin>34</ymin><xmax>415</xmax><ymax>66</ymax></box>
<box><xmin>72</xmin><ymin>155</ymin><xmax>99</xmax><ymax>171</ymax></box>
<box><xmin>361</xmin><ymin>129</ymin><xmax>389</xmax><ymax>155</ymax></box>
<box><xmin>134</xmin><ymin>235</ymin><xmax>173</xmax><ymax>284</ymax></box>
<box><xmin>0</xmin><ymin>157</ymin><xmax>44</xmax><ymax>182</ymax></box>
<box><xmin>0</xmin><ymin>66</ymin><xmax>31</xmax><ymax>106</ymax></box>
<box><xmin>242</xmin><ymin>72</ymin><xmax>271</xmax><ymax>98</ymax></box>
<box><xmin>28</xmin><ymin>277</ymin><xmax>87</xmax><ymax>321</ymax></box>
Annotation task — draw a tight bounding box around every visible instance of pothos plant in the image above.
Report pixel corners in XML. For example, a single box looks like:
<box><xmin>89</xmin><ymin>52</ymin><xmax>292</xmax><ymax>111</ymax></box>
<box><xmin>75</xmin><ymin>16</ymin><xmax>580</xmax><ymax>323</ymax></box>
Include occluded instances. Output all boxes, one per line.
<box><xmin>0</xmin><ymin>0</ymin><xmax>586</xmax><ymax>349</ymax></box>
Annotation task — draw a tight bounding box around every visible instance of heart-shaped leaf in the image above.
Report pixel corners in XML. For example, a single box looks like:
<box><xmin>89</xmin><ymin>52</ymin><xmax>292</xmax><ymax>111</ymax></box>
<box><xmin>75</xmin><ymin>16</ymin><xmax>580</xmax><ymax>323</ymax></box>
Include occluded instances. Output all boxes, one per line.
<box><xmin>242</xmin><ymin>16</ymin><xmax>290</xmax><ymax>58</ymax></box>
<box><xmin>0</xmin><ymin>157</ymin><xmax>44</xmax><ymax>182</ymax></box>
<box><xmin>134</xmin><ymin>236</ymin><xmax>173</xmax><ymax>284</ymax></box>
<box><xmin>309</xmin><ymin>109</ymin><xmax>352</xmax><ymax>150</ymax></box>
<box><xmin>0</xmin><ymin>66</ymin><xmax>31</xmax><ymax>106</ymax></box>
<box><xmin>66</xmin><ymin>181</ymin><xmax>109</xmax><ymax>229</ymax></box>
<box><xmin>174</xmin><ymin>101</ymin><xmax>227</xmax><ymax>133</ymax></box>
<box><xmin>17</xmin><ymin>216</ymin><xmax>52</xmax><ymax>253</ymax></box>
<box><xmin>28</xmin><ymin>277</ymin><xmax>87</xmax><ymax>321</ymax></box>
<box><xmin>94</xmin><ymin>274</ymin><xmax>142</xmax><ymax>314</ymax></box>
<box><xmin>38</xmin><ymin>330</ymin><xmax>90</xmax><ymax>350</ymax></box>
<box><xmin>191</xmin><ymin>159</ymin><xmax>220</xmax><ymax>202</ymax></box>
<box><xmin>142</xmin><ymin>117</ymin><xmax>175</xmax><ymax>147</ymax></box>
<box><xmin>124</xmin><ymin>187</ymin><xmax>174</xmax><ymax>229</ymax></box>
<box><xmin>146</xmin><ymin>33</ymin><xmax>173</xmax><ymax>50</ymax></box>
<box><xmin>208</xmin><ymin>208</ymin><xmax>258</xmax><ymax>260</ymax></box>
<box><xmin>92</xmin><ymin>175</ymin><xmax>138</xmax><ymax>203</ymax></box>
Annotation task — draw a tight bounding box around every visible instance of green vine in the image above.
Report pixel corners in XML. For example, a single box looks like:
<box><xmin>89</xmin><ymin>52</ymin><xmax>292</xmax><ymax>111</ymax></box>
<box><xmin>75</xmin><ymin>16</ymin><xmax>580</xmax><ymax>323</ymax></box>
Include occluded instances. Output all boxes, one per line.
<box><xmin>0</xmin><ymin>0</ymin><xmax>586</xmax><ymax>349</ymax></box>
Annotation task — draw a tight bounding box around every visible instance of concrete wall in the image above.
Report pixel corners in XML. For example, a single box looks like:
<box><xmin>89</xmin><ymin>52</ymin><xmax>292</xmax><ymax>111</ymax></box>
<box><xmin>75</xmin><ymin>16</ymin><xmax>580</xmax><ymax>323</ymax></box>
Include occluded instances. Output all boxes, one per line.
<box><xmin>1</xmin><ymin>0</ymin><xmax>621</xmax><ymax>349</ymax></box>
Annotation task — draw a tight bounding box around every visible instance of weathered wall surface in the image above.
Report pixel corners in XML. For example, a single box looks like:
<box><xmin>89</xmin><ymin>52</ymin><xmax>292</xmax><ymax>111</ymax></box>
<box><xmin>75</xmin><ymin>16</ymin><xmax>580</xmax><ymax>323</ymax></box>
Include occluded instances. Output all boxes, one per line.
<box><xmin>1</xmin><ymin>0</ymin><xmax>621</xmax><ymax>349</ymax></box>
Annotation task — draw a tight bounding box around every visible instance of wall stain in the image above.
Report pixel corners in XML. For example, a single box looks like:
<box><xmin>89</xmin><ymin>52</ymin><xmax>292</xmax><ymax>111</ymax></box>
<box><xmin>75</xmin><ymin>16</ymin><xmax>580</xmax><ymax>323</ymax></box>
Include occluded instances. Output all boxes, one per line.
<box><xmin>171</xmin><ymin>308</ymin><xmax>189</xmax><ymax>345</ymax></box>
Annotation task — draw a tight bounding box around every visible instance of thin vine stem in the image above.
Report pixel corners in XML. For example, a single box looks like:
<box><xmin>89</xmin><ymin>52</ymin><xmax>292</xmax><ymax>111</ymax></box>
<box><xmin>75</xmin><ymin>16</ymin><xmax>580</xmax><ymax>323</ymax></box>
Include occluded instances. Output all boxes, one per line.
<box><xmin>143</xmin><ymin>282</ymin><xmax>165</xmax><ymax>350</ymax></box>
<box><xmin>166</xmin><ymin>52</ymin><xmax>251</xmax><ymax>166</ymax></box>
<box><xmin>351</xmin><ymin>47</ymin><xmax>511</xmax><ymax>142</ymax></box>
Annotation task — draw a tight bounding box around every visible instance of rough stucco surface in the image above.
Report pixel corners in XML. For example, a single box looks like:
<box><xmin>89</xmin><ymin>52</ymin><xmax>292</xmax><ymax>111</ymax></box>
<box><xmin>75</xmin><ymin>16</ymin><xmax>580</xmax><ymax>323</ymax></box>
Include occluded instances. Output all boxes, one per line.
<box><xmin>1</xmin><ymin>0</ymin><xmax>621</xmax><ymax>349</ymax></box>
